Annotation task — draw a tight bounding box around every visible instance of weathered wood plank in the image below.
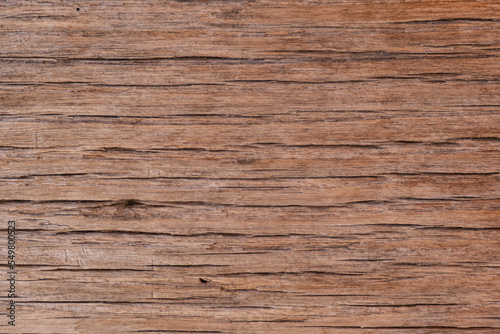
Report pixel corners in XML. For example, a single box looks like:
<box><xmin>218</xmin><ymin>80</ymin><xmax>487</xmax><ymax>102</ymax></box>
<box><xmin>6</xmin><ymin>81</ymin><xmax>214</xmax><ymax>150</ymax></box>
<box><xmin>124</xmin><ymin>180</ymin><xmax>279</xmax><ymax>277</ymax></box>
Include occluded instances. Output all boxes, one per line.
<box><xmin>1</xmin><ymin>111</ymin><xmax>499</xmax><ymax>150</ymax></box>
<box><xmin>1</xmin><ymin>1</ymin><xmax>500</xmax><ymax>58</ymax></box>
<box><xmin>2</xmin><ymin>57</ymin><xmax>500</xmax><ymax>85</ymax></box>
<box><xmin>1</xmin><ymin>140</ymin><xmax>499</xmax><ymax>178</ymax></box>
<box><xmin>1</xmin><ymin>0</ymin><xmax>499</xmax><ymax>332</ymax></box>
<box><xmin>2</xmin><ymin>83</ymin><xmax>500</xmax><ymax>117</ymax></box>
<box><xmin>1</xmin><ymin>174</ymin><xmax>500</xmax><ymax>203</ymax></box>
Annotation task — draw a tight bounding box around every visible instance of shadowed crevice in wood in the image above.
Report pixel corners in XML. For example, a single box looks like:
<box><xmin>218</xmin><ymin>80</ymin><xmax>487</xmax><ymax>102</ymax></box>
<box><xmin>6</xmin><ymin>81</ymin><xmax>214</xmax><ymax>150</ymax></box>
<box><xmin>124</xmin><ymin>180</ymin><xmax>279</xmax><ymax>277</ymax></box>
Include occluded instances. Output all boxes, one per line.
<box><xmin>303</xmin><ymin>326</ymin><xmax>500</xmax><ymax>329</ymax></box>
<box><xmin>391</xmin><ymin>18</ymin><xmax>500</xmax><ymax>24</ymax></box>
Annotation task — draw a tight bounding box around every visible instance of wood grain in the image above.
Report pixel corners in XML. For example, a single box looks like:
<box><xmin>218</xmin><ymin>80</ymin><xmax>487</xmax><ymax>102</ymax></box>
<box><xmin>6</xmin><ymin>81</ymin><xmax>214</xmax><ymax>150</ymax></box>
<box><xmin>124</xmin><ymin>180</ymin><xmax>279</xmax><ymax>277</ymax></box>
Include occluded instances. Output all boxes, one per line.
<box><xmin>1</xmin><ymin>0</ymin><xmax>499</xmax><ymax>333</ymax></box>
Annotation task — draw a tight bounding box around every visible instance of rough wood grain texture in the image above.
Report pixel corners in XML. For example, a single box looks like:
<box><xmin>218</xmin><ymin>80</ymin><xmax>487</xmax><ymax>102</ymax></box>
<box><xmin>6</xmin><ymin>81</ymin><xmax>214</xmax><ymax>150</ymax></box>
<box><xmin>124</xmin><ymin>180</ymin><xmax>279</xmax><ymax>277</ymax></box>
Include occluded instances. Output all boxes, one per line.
<box><xmin>0</xmin><ymin>0</ymin><xmax>499</xmax><ymax>333</ymax></box>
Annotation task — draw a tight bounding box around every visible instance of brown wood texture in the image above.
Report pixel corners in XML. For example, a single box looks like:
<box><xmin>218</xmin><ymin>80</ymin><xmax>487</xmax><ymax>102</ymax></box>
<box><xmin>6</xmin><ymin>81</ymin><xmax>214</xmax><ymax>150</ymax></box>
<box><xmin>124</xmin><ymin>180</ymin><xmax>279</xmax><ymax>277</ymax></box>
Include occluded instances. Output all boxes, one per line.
<box><xmin>1</xmin><ymin>0</ymin><xmax>500</xmax><ymax>333</ymax></box>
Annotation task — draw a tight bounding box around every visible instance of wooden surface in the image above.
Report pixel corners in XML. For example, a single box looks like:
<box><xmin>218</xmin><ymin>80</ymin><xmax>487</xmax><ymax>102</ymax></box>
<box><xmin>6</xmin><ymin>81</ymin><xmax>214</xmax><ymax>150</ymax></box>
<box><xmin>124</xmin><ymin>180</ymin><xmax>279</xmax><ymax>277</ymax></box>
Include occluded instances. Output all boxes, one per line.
<box><xmin>1</xmin><ymin>0</ymin><xmax>500</xmax><ymax>333</ymax></box>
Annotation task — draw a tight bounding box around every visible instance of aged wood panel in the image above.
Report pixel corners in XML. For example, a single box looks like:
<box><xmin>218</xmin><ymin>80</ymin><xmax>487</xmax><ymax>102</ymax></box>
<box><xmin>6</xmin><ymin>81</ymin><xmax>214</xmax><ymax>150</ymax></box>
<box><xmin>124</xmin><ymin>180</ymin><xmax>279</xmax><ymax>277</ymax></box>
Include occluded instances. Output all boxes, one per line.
<box><xmin>0</xmin><ymin>0</ymin><xmax>499</xmax><ymax>333</ymax></box>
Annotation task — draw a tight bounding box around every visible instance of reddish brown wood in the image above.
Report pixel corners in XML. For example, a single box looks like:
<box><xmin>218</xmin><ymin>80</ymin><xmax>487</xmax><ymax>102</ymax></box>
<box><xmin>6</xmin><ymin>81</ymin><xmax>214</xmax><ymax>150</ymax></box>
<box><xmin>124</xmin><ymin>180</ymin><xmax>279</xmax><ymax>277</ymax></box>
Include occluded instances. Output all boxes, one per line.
<box><xmin>0</xmin><ymin>0</ymin><xmax>499</xmax><ymax>332</ymax></box>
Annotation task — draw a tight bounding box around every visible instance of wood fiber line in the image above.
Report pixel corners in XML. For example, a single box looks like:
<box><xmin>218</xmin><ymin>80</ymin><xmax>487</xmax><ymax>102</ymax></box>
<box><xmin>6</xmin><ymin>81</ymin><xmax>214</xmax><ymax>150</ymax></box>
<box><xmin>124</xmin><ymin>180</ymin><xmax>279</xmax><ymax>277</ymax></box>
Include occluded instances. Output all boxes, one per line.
<box><xmin>0</xmin><ymin>0</ymin><xmax>499</xmax><ymax>333</ymax></box>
